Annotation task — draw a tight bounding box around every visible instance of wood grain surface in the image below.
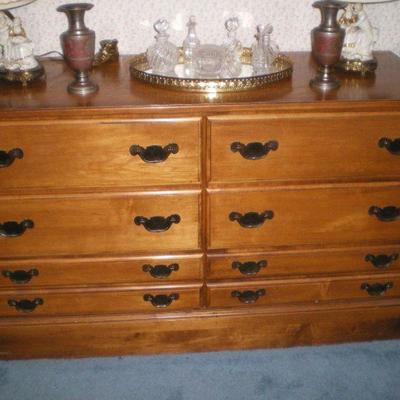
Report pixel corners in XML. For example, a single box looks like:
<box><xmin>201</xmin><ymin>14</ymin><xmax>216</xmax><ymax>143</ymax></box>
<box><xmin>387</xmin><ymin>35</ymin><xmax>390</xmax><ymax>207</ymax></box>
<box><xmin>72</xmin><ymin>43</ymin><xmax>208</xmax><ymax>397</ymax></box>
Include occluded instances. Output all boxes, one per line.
<box><xmin>0</xmin><ymin>192</ymin><xmax>201</xmax><ymax>257</ymax></box>
<box><xmin>207</xmin><ymin>274</ymin><xmax>400</xmax><ymax>308</ymax></box>
<box><xmin>1</xmin><ymin>52</ymin><xmax>400</xmax><ymax>359</ymax></box>
<box><xmin>0</xmin><ymin>254</ymin><xmax>203</xmax><ymax>288</ymax></box>
<box><xmin>0</xmin><ymin>52</ymin><xmax>399</xmax><ymax>116</ymax></box>
<box><xmin>208</xmin><ymin>113</ymin><xmax>400</xmax><ymax>184</ymax></box>
<box><xmin>0</xmin><ymin>119</ymin><xmax>201</xmax><ymax>191</ymax></box>
<box><xmin>208</xmin><ymin>184</ymin><xmax>400</xmax><ymax>250</ymax></box>
<box><xmin>0</xmin><ymin>285</ymin><xmax>202</xmax><ymax>317</ymax></box>
<box><xmin>207</xmin><ymin>246</ymin><xmax>400</xmax><ymax>280</ymax></box>
<box><xmin>1</xmin><ymin>303</ymin><xmax>399</xmax><ymax>359</ymax></box>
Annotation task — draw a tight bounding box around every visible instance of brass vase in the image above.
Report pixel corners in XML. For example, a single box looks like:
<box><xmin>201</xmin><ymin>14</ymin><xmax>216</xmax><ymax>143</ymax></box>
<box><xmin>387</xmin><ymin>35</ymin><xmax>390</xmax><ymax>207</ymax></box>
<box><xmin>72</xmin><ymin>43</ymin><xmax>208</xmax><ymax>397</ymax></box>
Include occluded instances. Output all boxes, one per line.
<box><xmin>310</xmin><ymin>0</ymin><xmax>346</xmax><ymax>91</ymax></box>
<box><xmin>57</xmin><ymin>3</ymin><xmax>98</xmax><ymax>95</ymax></box>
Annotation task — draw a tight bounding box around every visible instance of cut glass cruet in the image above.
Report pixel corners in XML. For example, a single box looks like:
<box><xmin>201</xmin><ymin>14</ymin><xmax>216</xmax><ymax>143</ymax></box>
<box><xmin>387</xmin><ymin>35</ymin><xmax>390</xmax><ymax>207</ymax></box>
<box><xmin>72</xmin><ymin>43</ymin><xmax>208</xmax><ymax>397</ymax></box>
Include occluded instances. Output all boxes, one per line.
<box><xmin>147</xmin><ymin>19</ymin><xmax>179</xmax><ymax>75</ymax></box>
<box><xmin>182</xmin><ymin>15</ymin><xmax>201</xmax><ymax>77</ymax></box>
<box><xmin>221</xmin><ymin>17</ymin><xmax>242</xmax><ymax>78</ymax></box>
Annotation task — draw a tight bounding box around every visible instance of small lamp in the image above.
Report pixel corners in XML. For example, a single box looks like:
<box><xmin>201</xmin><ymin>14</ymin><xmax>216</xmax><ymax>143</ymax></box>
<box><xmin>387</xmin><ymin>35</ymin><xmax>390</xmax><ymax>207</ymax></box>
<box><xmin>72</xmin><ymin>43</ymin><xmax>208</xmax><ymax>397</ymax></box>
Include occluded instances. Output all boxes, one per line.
<box><xmin>0</xmin><ymin>0</ymin><xmax>44</xmax><ymax>85</ymax></box>
<box><xmin>336</xmin><ymin>0</ymin><xmax>397</xmax><ymax>74</ymax></box>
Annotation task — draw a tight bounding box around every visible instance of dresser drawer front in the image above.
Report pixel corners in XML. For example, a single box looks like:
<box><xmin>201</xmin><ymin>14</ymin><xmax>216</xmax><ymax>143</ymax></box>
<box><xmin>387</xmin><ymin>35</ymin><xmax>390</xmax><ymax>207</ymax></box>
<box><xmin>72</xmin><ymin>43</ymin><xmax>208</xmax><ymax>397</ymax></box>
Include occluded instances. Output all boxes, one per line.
<box><xmin>209</xmin><ymin>114</ymin><xmax>400</xmax><ymax>183</ymax></box>
<box><xmin>0</xmin><ymin>287</ymin><xmax>201</xmax><ymax>317</ymax></box>
<box><xmin>0</xmin><ymin>119</ymin><xmax>200</xmax><ymax>190</ymax></box>
<box><xmin>0</xmin><ymin>193</ymin><xmax>200</xmax><ymax>257</ymax></box>
<box><xmin>208</xmin><ymin>185</ymin><xmax>400</xmax><ymax>250</ymax></box>
<box><xmin>0</xmin><ymin>255</ymin><xmax>203</xmax><ymax>288</ymax></box>
<box><xmin>208</xmin><ymin>247</ymin><xmax>400</xmax><ymax>280</ymax></box>
<box><xmin>208</xmin><ymin>275</ymin><xmax>400</xmax><ymax>308</ymax></box>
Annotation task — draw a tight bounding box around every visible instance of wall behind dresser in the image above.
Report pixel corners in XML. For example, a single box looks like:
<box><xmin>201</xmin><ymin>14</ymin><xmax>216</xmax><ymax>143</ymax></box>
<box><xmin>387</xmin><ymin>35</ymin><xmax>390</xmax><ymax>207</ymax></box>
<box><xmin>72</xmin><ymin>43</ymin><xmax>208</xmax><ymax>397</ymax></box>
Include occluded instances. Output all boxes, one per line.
<box><xmin>14</xmin><ymin>0</ymin><xmax>400</xmax><ymax>57</ymax></box>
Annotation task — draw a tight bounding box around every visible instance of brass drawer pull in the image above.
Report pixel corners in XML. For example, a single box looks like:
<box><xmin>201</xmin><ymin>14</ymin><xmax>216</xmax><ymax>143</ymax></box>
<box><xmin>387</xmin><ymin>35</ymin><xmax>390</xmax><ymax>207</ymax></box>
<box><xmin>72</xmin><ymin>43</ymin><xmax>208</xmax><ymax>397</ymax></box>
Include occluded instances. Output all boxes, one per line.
<box><xmin>378</xmin><ymin>137</ymin><xmax>400</xmax><ymax>155</ymax></box>
<box><xmin>369</xmin><ymin>206</ymin><xmax>400</xmax><ymax>222</ymax></box>
<box><xmin>2</xmin><ymin>269</ymin><xmax>39</xmax><ymax>284</ymax></box>
<box><xmin>231</xmin><ymin>289</ymin><xmax>266</xmax><ymax>304</ymax></box>
<box><xmin>361</xmin><ymin>282</ymin><xmax>393</xmax><ymax>297</ymax></box>
<box><xmin>129</xmin><ymin>143</ymin><xmax>179</xmax><ymax>163</ymax></box>
<box><xmin>142</xmin><ymin>263</ymin><xmax>179</xmax><ymax>279</ymax></box>
<box><xmin>365</xmin><ymin>254</ymin><xmax>399</xmax><ymax>269</ymax></box>
<box><xmin>232</xmin><ymin>260</ymin><xmax>267</xmax><ymax>276</ymax></box>
<box><xmin>0</xmin><ymin>220</ymin><xmax>34</xmax><ymax>237</ymax></box>
<box><xmin>0</xmin><ymin>148</ymin><xmax>23</xmax><ymax>168</ymax></box>
<box><xmin>8</xmin><ymin>298</ymin><xmax>43</xmax><ymax>313</ymax></box>
<box><xmin>143</xmin><ymin>293</ymin><xmax>179</xmax><ymax>308</ymax></box>
<box><xmin>231</xmin><ymin>141</ymin><xmax>279</xmax><ymax>160</ymax></box>
<box><xmin>134</xmin><ymin>215</ymin><xmax>181</xmax><ymax>233</ymax></box>
<box><xmin>229</xmin><ymin>211</ymin><xmax>274</xmax><ymax>229</ymax></box>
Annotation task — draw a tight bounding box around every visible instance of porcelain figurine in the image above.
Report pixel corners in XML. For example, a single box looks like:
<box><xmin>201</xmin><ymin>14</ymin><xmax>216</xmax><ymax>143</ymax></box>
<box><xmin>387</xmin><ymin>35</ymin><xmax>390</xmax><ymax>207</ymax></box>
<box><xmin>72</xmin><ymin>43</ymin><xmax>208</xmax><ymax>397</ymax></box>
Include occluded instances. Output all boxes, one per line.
<box><xmin>0</xmin><ymin>11</ymin><xmax>39</xmax><ymax>71</ymax></box>
<box><xmin>339</xmin><ymin>3</ymin><xmax>378</xmax><ymax>73</ymax></box>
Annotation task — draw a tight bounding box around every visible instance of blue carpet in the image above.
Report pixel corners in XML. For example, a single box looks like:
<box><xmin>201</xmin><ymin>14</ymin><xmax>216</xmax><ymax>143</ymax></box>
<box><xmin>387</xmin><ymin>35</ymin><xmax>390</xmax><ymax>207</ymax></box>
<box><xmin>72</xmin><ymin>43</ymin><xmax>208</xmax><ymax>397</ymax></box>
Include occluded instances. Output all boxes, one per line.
<box><xmin>1</xmin><ymin>340</ymin><xmax>400</xmax><ymax>400</ymax></box>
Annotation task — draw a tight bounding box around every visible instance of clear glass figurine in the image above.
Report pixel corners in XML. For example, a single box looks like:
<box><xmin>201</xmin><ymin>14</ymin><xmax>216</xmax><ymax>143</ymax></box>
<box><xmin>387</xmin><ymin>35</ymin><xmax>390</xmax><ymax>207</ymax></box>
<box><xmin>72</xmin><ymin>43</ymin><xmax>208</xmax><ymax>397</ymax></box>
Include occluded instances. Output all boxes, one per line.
<box><xmin>147</xmin><ymin>19</ymin><xmax>179</xmax><ymax>76</ymax></box>
<box><xmin>221</xmin><ymin>17</ymin><xmax>242</xmax><ymax>78</ymax></box>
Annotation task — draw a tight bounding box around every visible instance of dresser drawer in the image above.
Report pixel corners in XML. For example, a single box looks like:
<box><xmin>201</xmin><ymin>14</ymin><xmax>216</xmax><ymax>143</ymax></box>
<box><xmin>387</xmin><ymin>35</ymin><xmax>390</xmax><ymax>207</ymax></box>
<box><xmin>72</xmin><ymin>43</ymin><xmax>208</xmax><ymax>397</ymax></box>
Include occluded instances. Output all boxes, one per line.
<box><xmin>0</xmin><ymin>255</ymin><xmax>203</xmax><ymax>288</ymax></box>
<box><xmin>0</xmin><ymin>286</ymin><xmax>201</xmax><ymax>317</ymax></box>
<box><xmin>208</xmin><ymin>247</ymin><xmax>400</xmax><ymax>280</ymax></box>
<box><xmin>208</xmin><ymin>275</ymin><xmax>400</xmax><ymax>308</ymax></box>
<box><xmin>0</xmin><ymin>119</ymin><xmax>200</xmax><ymax>191</ymax></box>
<box><xmin>208</xmin><ymin>114</ymin><xmax>400</xmax><ymax>184</ymax></box>
<box><xmin>208</xmin><ymin>185</ymin><xmax>400</xmax><ymax>250</ymax></box>
<box><xmin>0</xmin><ymin>192</ymin><xmax>200</xmax><ymax>257</ymax></box>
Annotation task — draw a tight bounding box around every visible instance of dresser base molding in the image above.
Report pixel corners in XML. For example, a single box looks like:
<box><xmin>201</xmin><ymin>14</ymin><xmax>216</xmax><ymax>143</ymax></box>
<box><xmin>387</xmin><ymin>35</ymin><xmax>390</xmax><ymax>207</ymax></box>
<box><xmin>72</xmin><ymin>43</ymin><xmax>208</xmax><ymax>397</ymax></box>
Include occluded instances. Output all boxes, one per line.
<box><xmin>1</xmin><ymin>303</ymin><xmax>399</xmax><ymax>359</ymax></box>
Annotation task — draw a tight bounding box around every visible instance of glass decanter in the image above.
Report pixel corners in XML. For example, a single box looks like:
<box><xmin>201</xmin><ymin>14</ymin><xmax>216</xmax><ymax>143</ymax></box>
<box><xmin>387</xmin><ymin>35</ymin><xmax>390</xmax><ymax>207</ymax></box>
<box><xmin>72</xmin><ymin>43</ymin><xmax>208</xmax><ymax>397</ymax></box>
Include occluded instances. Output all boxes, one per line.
<box><xmin>182</xmin><ymin>15</ymin><xmax>201</xmax><ymax>77</ymax></box>
<box><xmin>220</xmin><ymin>17</ymin><xmax>242</xmax><ymax>78</ymax></box>
<box><xmin>252</xmin><ymin>24</ymin><xmax>279</xmax><ymax>76</ymax></box>
<box><xmin>183</xmin><ymin>16</ymin><xmax>200</xmax><ymax>63</ymax></box>
<box><xmin>252</xmin><ymin>25</ymin><xmax>267</xmax><ymax>76</ymax></box>
<box><xmin>262</xmin><ymin>24</ymin><xmax>279</xmax><ymax>70</ymax></box>
<box><xmin>147</xmin><ymin>19</ymin><xmax>179</xmax><ymax>76</ymax></box>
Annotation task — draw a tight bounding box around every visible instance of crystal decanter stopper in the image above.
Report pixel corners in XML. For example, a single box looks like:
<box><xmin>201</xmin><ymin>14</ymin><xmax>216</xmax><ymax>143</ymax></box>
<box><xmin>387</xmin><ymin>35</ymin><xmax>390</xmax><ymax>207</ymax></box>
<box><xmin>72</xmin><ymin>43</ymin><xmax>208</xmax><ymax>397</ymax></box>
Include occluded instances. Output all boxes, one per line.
<box><xmin>147</xmin><ymin>19</ymin><xmax>179</xmax><ymax>76</ymax></box>
<box><xmin>221</xmin><ymin>17</ymin><xmax>242</xmax><ymax>78</ymax></box>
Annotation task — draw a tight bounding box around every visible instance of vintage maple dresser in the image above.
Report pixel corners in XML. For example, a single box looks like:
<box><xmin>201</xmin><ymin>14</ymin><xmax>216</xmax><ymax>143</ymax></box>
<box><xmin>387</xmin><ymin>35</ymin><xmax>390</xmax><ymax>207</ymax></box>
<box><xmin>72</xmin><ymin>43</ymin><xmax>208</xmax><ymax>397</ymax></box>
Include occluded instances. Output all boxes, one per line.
<box><xmin>0</xmin><ymin>52</ymin><xmax>399</xmax><ymax>359</ymax></box>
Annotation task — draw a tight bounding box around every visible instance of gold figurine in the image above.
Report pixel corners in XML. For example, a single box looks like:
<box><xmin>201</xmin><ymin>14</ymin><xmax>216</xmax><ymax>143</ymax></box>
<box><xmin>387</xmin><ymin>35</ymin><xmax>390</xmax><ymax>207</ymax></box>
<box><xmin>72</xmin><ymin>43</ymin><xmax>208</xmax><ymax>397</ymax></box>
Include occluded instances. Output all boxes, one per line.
<box><xmin>93</xmin><ymin>39</ymin><xmax>119</xmax><ymax>67</ymax></box>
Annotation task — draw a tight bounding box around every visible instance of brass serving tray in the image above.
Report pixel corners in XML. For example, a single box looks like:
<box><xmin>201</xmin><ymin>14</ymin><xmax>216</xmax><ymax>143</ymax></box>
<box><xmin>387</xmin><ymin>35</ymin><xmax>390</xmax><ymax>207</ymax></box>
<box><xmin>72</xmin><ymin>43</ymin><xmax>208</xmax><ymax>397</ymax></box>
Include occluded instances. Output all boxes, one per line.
<box><xmin>129</xmin><ymin>48</ymin><xmax>293</xmax><ymax>92</ymax></box>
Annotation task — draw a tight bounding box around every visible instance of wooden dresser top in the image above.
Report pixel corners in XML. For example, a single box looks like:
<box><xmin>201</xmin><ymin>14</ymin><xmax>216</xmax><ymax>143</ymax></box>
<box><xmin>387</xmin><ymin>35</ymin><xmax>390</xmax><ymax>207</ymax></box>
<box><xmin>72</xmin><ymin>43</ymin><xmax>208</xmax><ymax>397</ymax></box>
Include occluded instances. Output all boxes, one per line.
<box><xmin>1</xmin><ymin>51</ymin><xmax>400</xmax><ymax>117</ymax></box>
